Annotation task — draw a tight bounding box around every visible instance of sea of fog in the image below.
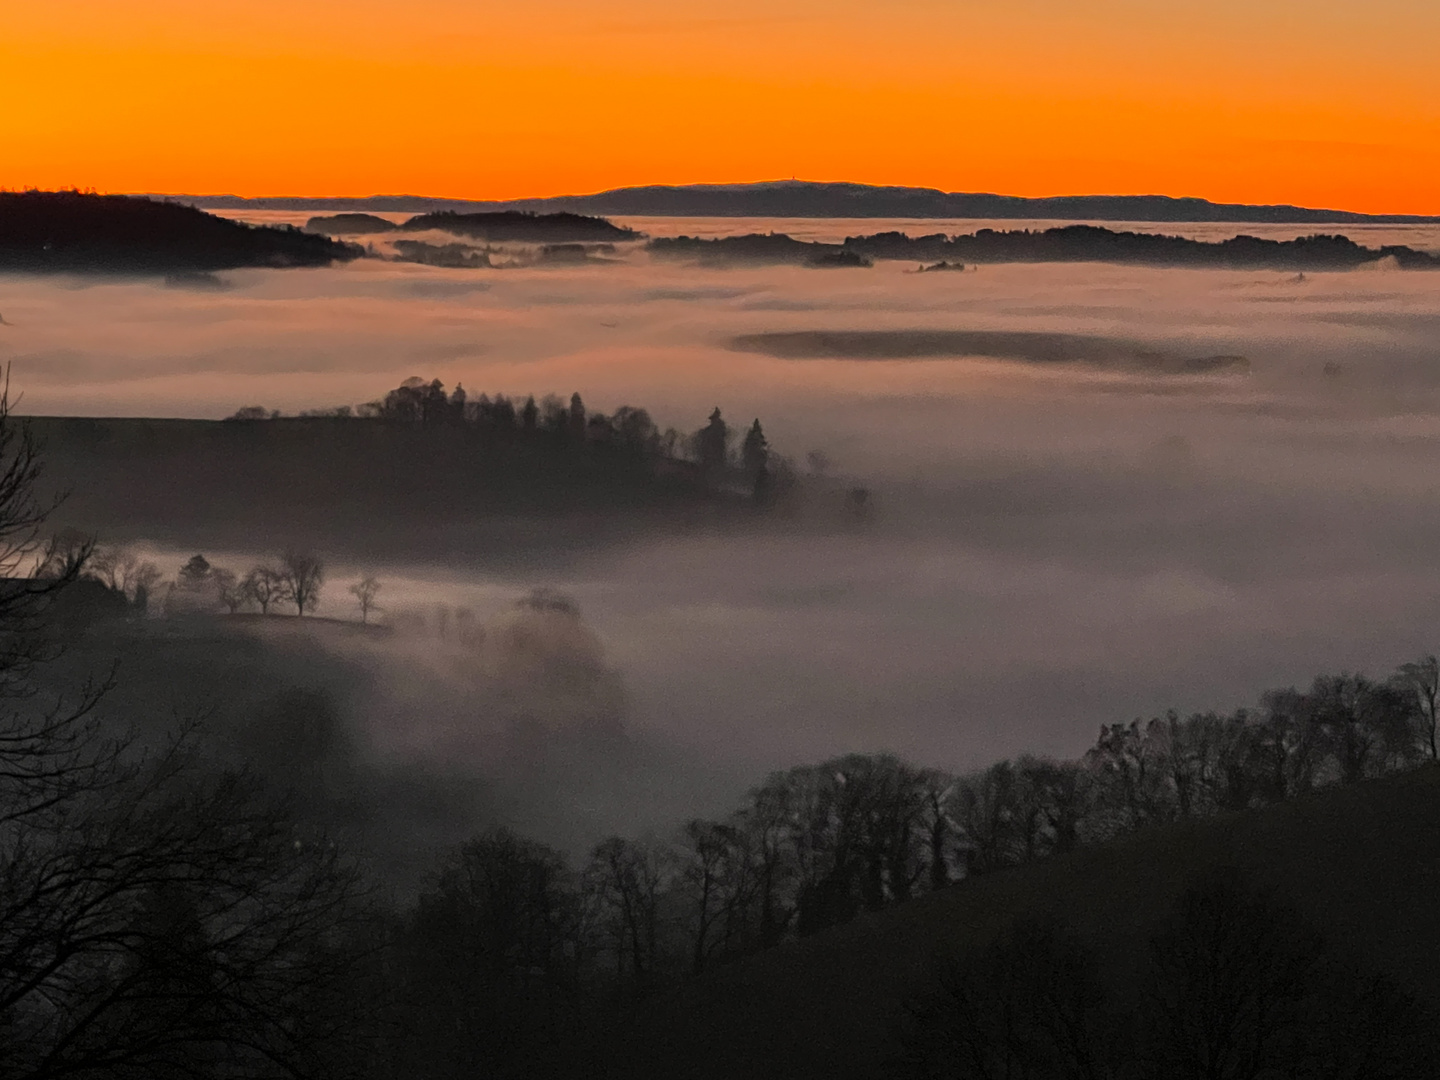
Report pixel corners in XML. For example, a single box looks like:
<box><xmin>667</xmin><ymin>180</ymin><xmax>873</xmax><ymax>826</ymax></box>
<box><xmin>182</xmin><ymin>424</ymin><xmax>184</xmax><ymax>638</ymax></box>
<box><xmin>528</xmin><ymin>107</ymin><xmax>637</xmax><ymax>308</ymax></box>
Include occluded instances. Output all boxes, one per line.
<box><xmin>4</xmin><ymin>216</ymin><xmax>1440</xmax><ymax>813</ymax></box>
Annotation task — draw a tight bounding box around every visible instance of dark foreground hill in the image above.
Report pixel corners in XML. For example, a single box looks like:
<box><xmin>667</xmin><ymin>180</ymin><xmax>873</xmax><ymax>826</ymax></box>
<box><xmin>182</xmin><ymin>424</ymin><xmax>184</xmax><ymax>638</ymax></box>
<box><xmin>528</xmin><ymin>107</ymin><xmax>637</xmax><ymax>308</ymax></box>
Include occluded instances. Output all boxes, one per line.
<box><xmin>0</xmin><ymin>191</ymin><xmax>357</xmax><ymax>272</ymax></box>
<box><xmin>651</xmin><ymin>224</ymin><xmax>1440</xmax><ymax>271</ymax></box>
<box><xmin>25</xmin><ymin>416</ymin><xmax>723</xmax><ymax>562</ymax></box>
<box><xmin>594</xmin><ymin>766</ymin><xmax>1440</xmax><ymax>1080</ymax></box>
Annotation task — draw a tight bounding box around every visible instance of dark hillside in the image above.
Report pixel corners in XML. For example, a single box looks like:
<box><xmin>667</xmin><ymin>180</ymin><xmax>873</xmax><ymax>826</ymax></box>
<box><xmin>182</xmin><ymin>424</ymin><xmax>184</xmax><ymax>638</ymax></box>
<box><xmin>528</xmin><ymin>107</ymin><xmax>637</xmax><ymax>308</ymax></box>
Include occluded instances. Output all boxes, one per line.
<box><xmin>602</xmin><ymin>766</ymin><xmax>1440</xmax><ymax>1080</ymax></box>
<box><xmin>25</xmin><ymin>415</ymin><xmax>724</xmax><ymax>560</ymax></box>
<box><xmin>0</xmin><ymin>191</ymin><xmax>357</xmax><ymax>272</ymax></box>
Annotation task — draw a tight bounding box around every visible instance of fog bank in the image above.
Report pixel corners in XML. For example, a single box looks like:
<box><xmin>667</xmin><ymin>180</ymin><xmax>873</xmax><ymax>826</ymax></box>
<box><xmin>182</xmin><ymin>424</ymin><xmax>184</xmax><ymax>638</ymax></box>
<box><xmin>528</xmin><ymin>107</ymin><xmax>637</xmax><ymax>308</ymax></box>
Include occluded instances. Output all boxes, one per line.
<box><xmin>8</xmin><ymin>221</ymin><xmax>1440</xmax><ymax>796</ymax></box>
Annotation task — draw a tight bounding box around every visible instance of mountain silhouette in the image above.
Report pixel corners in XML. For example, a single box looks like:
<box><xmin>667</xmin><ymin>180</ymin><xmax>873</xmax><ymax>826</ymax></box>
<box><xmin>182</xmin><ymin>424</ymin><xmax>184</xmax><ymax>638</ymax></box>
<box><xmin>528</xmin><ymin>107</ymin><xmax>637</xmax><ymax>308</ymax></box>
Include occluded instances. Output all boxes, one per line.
<box><xmin>156</xmin><ymin>181</ymin><xmax>1440</xmax><ymax>224</ymax></box>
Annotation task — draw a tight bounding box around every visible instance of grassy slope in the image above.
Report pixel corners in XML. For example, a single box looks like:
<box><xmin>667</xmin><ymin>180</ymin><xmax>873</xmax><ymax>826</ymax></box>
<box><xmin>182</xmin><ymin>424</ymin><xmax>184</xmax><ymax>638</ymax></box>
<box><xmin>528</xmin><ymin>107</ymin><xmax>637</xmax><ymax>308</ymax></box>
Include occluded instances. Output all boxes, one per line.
<box><xmin>605</xmin><ymin>766</ymin><xmax>1440</xmax><ymax>1079</ymax></box>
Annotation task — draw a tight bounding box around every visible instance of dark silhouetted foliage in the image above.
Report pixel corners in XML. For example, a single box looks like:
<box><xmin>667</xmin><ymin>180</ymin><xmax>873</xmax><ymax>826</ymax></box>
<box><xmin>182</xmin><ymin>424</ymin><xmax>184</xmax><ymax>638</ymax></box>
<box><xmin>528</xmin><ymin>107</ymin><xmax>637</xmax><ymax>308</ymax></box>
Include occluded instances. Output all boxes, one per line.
<box><xmin>303</xmin><ymin>213</ymin><xmax>398</xmax><ymax>235</ymax></box>
<box><xmin>400</xmin><ymin>210</ymin><xmax>640</xmax><ymax>243</ymax></box>
<box><xmin>898</xmin><ymin>874</ymin><xmax>1440</xmax><ymax>1080</ymax></box>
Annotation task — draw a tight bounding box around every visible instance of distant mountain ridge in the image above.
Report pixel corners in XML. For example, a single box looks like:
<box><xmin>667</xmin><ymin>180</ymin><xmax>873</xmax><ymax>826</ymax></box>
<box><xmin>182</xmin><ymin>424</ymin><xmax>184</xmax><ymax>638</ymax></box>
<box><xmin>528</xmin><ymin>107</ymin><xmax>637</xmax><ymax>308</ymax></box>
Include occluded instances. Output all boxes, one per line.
<box><xmin>154</xmin><ymin>180</ymin><xmax>1440</xmax><ymax>224</ymax></box>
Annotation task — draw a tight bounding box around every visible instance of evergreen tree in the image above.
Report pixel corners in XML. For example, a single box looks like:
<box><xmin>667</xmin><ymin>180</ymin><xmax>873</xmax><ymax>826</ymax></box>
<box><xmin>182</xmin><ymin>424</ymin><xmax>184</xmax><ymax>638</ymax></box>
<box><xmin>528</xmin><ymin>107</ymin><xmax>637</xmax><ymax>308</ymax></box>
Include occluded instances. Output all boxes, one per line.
<box><xmin>741</xmin><ymin>419</ymin><xmax>767</xmax><ymax>473</ymax></box>
<box><xmin>569</xmin><ymin>393</ymin><xmax>587</xmax><ymax>442</ymax></box>
<box><xmin>742</xmin><ymin>419</ymin><xmax>771</xmax><ymax>504</ymax></box>
<box><xmin>697</xmin><ymin>408</ymin><xmax>729</xmax><ymax>479</ymax></box>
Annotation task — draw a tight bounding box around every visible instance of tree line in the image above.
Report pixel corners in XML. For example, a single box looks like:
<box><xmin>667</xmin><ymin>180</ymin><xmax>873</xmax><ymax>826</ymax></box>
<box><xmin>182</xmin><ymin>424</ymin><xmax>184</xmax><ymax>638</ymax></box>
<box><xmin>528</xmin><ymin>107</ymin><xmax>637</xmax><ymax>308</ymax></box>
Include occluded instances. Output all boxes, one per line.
<box><xmin>372</xmin><ymin>655</ymin><xmax>1440</xmax><ymax>1075</ymax></box>
<box><xmin>48</xmin><ymin>537</ymin><xmax>336</xmax><ymax>620</ymax></box>
<box><xmin>647</xmin><ymin>225</ymin><xmax>1440</xmax><ymax>271</ymax></box>
<box><xmin>229</xmin><ymin>376</ymin><xmax>786</xmax><ymax>504</ymax></box>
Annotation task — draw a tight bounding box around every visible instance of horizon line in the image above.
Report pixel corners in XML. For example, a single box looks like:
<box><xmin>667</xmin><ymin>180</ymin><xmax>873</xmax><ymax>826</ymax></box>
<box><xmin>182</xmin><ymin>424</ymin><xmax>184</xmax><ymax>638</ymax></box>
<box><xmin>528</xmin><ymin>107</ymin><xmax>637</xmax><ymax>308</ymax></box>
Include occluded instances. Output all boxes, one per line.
<box><xmin>100</xmin><ymin>180</ymin><xmax>1435</xmax><ymax>220</ymax></box>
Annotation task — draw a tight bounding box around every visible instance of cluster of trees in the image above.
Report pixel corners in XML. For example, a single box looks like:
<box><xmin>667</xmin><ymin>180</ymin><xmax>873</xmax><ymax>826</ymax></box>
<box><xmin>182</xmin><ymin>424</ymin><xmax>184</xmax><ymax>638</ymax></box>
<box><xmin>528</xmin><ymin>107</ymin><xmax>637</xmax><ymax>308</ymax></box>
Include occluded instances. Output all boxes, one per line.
<box><xmin>71</xmin><ymin>544</ymin><xmax>330</xmax><ymax>618</ymax></box>
<box><xmin>72</xmin><ymin>541</ymin><xmax>383</xmax><ymax>625</ymax></box>
<box><xmin>389</xmin><ymin>656</ymin><xmax>1440</xmax><ymax>1046</ymax></box>
<box><xmin>231</xmin><ymin>377</ymin><xmax>785</xmax><ymax>503</ymax></box>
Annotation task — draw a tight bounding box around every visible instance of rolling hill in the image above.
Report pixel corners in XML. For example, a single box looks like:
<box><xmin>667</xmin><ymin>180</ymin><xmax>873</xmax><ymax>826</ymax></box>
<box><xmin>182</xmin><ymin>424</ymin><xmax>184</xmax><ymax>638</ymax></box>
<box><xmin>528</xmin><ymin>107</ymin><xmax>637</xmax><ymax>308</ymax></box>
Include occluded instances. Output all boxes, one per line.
<box><xmin>594</xmin><ymin>765</ymin><xmax>1440</xmax><ymax>1079</ymax></box>
<box><xmin>0</xmin><ymin>191</ymin><xmax>357</xmax><ymax>272</ymax></box>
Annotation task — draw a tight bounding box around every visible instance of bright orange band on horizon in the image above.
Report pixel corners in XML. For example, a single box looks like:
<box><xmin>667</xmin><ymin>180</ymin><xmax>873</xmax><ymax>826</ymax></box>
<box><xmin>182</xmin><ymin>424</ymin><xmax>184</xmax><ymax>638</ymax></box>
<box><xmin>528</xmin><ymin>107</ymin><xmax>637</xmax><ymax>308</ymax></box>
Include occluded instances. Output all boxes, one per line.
<box><xmin>6</xmin><ymin>0</ymin><xmax>1439</xmax><ymax>214</ymax></box>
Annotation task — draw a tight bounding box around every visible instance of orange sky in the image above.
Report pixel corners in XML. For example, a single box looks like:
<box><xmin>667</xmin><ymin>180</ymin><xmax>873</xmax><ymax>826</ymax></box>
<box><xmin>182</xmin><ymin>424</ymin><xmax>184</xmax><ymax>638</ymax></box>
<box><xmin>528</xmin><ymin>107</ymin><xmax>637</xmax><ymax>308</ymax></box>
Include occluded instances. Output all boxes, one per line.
<box><xmin>6</xmin><ymin>0</ymin><xmax>1439</xmax><ymax>213</ymax></box>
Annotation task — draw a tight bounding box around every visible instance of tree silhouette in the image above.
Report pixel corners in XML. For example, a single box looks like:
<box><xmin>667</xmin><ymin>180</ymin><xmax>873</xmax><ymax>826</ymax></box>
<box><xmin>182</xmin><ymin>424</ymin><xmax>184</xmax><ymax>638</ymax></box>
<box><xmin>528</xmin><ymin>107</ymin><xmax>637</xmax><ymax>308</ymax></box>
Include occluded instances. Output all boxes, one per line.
<box><xmin>568</xmin><ymin>392</ymin><xmax>587</xmax><ymax>442</ymax></box>
<box><xmin>898</xmin><ymin>919</ymin><xmax>1111</xmax><ymax>1080</ymax></box>
<box><xmin>279</xmin><ymin>552</ymin><xmax>325</xmax><ymax>616</ymax></box>
<box><xmin>742</xmin><ymin>419</ymin><xmax>770</xmax><ymax>503</ymax></box>
<box><xmin>213</xmin><ymin>567</ymin><xmax>247</xmax><ymax>613</ymax></box>
<box><xmin>696</xmin><ymin>408</ymin><xmax>729</xmax><ymax>482</ymax></box>
<box><xmin>350</xmin><ymin>575</ymin><xmax>381</xmax><ymax>624</ymax></box>
<box><xmin>243</xmin><ymin>565</ymin><xmax>283</xmax><ymax>615</ymax></box>
<box><xmin>1395</xmin><ymin>655</ymin><xmax>1439</xmax><ymax>759</ymax></box>
<box><xmin>176</xmin><ymin>553</ymin><xmax>212</xmax><ymax>591</ymax></box>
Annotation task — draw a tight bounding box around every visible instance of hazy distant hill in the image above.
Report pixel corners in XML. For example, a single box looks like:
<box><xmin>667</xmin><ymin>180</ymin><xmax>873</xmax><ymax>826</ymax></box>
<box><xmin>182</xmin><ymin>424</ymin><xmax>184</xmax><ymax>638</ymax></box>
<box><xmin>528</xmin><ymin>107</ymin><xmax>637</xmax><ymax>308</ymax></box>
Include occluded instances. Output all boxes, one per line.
<box><xmin>594</xmin><ymin>766</ymin><xmax>1440</xmax><ymax>1080</ymax></box>
<box><xmin>160</xmin><ymin>181</ymin><xmax>1440</xmax><ymax>224</ymax></box>
<box><xmin>0</xmin><ymin>192</ymin><xmax>357</xmax><ymax>272</ymax></box>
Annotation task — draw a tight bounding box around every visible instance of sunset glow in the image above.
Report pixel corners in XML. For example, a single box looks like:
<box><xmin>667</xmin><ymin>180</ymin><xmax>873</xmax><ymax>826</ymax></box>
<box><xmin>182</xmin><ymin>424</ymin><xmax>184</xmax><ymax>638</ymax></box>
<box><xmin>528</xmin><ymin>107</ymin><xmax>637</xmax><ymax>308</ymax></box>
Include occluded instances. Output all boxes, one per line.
<box><xmin>7</xmin><ymin>0</ymin><xmax>1439</xmax><ymax>211</ymax></box>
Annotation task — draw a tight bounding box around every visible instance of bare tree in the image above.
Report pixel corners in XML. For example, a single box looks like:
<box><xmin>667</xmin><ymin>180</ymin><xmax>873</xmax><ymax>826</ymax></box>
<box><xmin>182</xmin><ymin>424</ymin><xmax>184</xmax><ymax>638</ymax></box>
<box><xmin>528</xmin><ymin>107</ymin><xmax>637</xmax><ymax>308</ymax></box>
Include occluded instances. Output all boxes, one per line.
<box><xmin>279</xmin><ymin>552</ymin><xmax>325</xmax><ymax>617</ymax></box>
<box><xmin>86</xmin><ymin>545</ymin><xmax>127</xmax><ymax>591</ymax></box>
<box><xmin>129</xmin><ymin>562</ymin><xmax>162</xmax><ymax>615</ymax></box>
<box><xmin>87</xmin><ymin>546</ymin><xmax>160</xmax><ymax>606</ymax></box>
<box><xmin>584</xmin><ymin>836</ymin><xmax>672</xmax><ymax>990</ymax></box>
<box><xmin>677</xmin><ymin>818</ymin><xmax>759</xmax><ymax>975</ymax></box>
<box><xmin>349</xmin><ymin>575</ymin><xmax>381</xmax><ymax>624</ymax></box>
<box><xmin>212</xmin><ymin>567</ymin><xmax>247</xmax><ymax>614</ymax></box>
<box><xmin>0</xmin><ymin>387</ymin><xmax>380</xmax><ymax>1078</ymax></box>
<box><xmin>33</xmin><ymin>528</ymin><xmax>94</xmax><ymax>580</ymax></box>
<box><xmin>243</xmin><ymin>566</ymin><xmax>283</xmax><ymax>615</ymax></box>
<box><xmin>1</xmin><ymin>736</ymin><xmax>380</xmax><ymax>1080</ymax></box>
<box><xmin>1395</xmin><ymin>655</ymin><xmax>1440</xmax><ymax>759</ymax></box>
<box><xmin>1144</xmin><ymin>874</ymin><xmax>1325</xmax><ymax>1077</ymax></box>
<box><xmin>1306</xmin><ymin>673</ymin><xmax>1418</xmax><ymax>784</ymax></box>
<box><xmin>898</xmin><ymin>919</ymin><xmax>1111</xmax><ymax>1080</ymax></box>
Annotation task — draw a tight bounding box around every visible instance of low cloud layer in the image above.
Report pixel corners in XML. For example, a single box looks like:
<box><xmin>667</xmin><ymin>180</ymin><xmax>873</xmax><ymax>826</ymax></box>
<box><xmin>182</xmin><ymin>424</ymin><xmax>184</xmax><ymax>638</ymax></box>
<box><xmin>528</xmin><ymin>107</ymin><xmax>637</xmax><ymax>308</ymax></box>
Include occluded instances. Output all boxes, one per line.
<box><xmin>7</xmin><ymin>219</ymin><xmax>1440</xmax><ymax>804</ymax></box>
<box><xmin>728</xmin><ymin>328</ymin><xmax>1250</xmax><ymax>373</ymax></box>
